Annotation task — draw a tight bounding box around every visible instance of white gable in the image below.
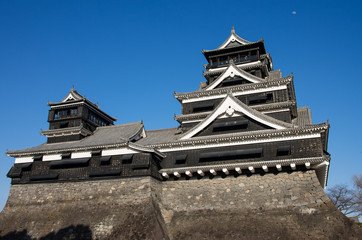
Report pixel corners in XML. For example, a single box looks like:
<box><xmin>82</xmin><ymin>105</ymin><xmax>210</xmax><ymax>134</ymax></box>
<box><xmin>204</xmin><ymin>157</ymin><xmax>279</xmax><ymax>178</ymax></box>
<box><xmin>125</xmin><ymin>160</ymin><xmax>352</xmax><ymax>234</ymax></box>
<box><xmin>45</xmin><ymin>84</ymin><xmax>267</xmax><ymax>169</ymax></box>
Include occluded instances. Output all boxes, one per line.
<box><xmin>206</xmin><ymin>63</ymin><xmax>264</xmax><ymax>90</ymax></box>
<box><xmin>217</xmin><ymin>30</ymin><xmax>250</xmax><ymax>49</ymax></box>
<box><xmin>62</xmin><ymin>92</ymin><xmax>78</xmax><ymax>102</ymax></box>
<box><xmin>180</xmin><ymin>94</ymin><xmax>289</xmax><ymax>140</ymax></box>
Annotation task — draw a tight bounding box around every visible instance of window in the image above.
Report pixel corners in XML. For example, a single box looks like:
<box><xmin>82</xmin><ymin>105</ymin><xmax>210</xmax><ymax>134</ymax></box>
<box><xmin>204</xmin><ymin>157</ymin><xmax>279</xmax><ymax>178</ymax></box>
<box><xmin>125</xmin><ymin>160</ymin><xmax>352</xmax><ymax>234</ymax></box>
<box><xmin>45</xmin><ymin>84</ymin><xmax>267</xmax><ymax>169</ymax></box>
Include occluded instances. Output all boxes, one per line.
<box><xmin>71</xmin><ymin>109</ymin><xmax>78</xmax><ymax>116</ymax></box>
<box><xmin>219</xmin><ymin>56</ymin><xmax>228</xmax><ymax>65</ymax></box>
<box><xmin>193</xmin><ymin>102</ymin><xmax>214</xmax><ymax>113</ymax></box>
<box><xmin>100</xmin><ymin>156</ymin><xmax>111</xmax><ymax>165</ymax></box>
<box><xmin>88</xmin><ymin>113</ymin><xmax>107</xmax><ymax>126</ymax></box>
<box><xmin>122</xmin><ymin>154</ymin><xmax>133</xmax><ymax>164</ymax></box>
<box><xmin>199</xmin><ymin>148</ymin><xmax>263</xmax><ymax>162</ymax></box>
<box><xmin>277</xmin><ymin>145</ymin><xmax>291</xmax><ymax>156</ymax></box>
<box><xmin>59</xmin><ymin>122</ymin><xmax>69</xmax><ymax>128</ymax></box>
<box><xmin>175</xmin><ymin>154</ymin><xmax>187</xmax><ymax>165</ymax></box>
<box><xmin>54</xmin><ymin>108</ymin><xmax>77</xmax><ymax>119</ymax></box>
<box><xmin>249</xmin><ymin>93</ymin><xmax>273</xmax><ymax>105</ymax></box>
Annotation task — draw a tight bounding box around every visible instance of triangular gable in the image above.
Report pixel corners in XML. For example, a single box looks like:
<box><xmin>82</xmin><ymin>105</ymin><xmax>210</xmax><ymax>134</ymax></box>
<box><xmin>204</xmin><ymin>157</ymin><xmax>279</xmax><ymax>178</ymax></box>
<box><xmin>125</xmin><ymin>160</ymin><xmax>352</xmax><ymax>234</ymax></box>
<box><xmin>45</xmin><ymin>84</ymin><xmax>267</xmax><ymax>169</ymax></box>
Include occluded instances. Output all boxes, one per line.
<box><xmin>206</xmin><ymin>62</ymin><xmax>265</xmax><ymax>90</ymax></box>
<box><xmin>217</xmin><ymin>27</ymin><xmax>251</xmax><ymax>49</ymax></box>
<box><xmin>180</xmin><ymin>93</ymin><xmax>293</xmax><ymax>140</ymax></box>
<box><xmin>61</xmin><ymin>88</ymin><xmax>84</xmax><ymax>102</ymax></box>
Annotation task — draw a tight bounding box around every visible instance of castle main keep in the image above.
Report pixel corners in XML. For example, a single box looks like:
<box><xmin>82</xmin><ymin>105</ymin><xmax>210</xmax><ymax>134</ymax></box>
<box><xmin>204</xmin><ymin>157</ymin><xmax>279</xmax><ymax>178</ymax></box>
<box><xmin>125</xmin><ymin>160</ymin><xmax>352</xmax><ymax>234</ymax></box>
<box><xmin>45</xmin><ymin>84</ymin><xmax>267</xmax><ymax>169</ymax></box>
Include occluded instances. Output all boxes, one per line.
<box><xmin>1</xmin><ymin>29</ymin><xmax>360</xmax><ymax>239</ymax></box>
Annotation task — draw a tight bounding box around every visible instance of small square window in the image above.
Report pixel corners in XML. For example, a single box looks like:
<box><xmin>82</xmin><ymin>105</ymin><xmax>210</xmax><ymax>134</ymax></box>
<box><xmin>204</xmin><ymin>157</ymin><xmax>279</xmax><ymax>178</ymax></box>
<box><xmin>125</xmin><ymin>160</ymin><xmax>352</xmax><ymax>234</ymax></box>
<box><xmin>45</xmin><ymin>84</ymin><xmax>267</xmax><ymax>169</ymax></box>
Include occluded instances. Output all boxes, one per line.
<box><xmin>277</xmin><ymin>145</ymin><xmax>291</xmax><ymax>156</ymax></box>
<box><xmin>175</xmin><ymin>154</ymin><xmax>187</xmax><ymax>165</ymax></box>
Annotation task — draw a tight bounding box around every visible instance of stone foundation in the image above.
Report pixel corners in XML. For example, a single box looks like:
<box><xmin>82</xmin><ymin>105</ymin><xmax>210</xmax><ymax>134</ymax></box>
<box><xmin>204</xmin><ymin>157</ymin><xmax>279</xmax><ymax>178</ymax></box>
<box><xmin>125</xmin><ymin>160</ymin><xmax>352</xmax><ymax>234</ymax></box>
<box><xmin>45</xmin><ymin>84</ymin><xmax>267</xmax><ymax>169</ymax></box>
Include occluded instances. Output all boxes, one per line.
<box><xmin>0</xmin><ymin>171</ymin><xmax>361</xmax><ymax>239</ymax></box>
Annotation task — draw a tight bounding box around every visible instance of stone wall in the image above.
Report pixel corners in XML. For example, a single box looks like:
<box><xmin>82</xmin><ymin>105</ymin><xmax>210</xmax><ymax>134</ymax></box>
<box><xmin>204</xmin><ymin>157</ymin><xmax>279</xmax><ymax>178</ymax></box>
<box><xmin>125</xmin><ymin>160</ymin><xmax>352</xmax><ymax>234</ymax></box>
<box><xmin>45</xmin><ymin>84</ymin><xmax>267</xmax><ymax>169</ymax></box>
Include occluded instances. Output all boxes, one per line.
<box><xmin>0</xmin><ymin>171</ymin><xmax>361</xmax><ymax>239</ymax></box>
<box><xmin>0</xmin><ymin>177</ymin><xmax>168</xmax><ymax>240</ymax></box>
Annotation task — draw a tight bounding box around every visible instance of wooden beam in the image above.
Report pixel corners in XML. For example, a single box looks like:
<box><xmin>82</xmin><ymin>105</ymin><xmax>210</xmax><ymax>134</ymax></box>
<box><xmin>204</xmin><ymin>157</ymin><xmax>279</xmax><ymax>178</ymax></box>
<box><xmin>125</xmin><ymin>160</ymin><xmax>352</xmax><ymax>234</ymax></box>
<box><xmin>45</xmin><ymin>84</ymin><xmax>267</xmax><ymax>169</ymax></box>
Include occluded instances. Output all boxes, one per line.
<box><xmin>305</xmin><ymin>162</ymin><xmax>311</xmax><ymax>169</ymax></box>
<box><xmin>276</xmin><ymin>164</ymin><xmax>282</xmax><ymax>171</ymax></box>
<box><xmin>262</xmin><ymin>165</ymin><xmax>268</xmax><ymax>172</ymax></box>
<box><xmin>248</xmin><ymin>166</ymin><xmax>255</xmax><ymax>173</ymax></box>
<box><xmin>210</xmin><ymin>169</ymin><xmax>217</xmax><ymax>176</ymax></box>
<box><xmin>197</xmin><ymin>169</ymin><xmax>205</xmax><ymax>176</ymax></box>
<box><xmin>173</xmin><ymin>171</ymin><xmax>181</xmax><ymax>178</ymax></box>
<box><xmin>162</xmin><ymin>172</ymin><xmax>169</xmax><ymax>179</ymax></box>
<box><xmin>290</xmin><ymin>163</ymin><xmax>296</xmax><ymax>170</ymax></box>
<box><xmin>185</xmin><ymin>170</ymin><xmax>193</xmax><ymax>177</ymax></box>
<box><xmin>222</xmin><ymin>168</ymin><xmax>229</xmax><ymax>175</ymax></box>
<box><xmin>235</xmin><ymin>167</ymin><xmax>242</xmax><ymax>174</ymax></box>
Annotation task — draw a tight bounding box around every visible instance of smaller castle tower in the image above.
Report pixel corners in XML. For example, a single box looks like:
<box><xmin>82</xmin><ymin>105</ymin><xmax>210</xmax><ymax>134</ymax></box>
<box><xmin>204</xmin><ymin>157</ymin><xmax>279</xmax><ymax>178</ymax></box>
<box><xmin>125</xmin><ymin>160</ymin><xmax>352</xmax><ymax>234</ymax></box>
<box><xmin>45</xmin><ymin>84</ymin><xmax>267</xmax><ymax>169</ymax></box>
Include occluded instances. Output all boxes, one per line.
<box><xmin>41</xmin><ymin>87</ymin><xmax>117</xmax><ymax>143</ymax></box>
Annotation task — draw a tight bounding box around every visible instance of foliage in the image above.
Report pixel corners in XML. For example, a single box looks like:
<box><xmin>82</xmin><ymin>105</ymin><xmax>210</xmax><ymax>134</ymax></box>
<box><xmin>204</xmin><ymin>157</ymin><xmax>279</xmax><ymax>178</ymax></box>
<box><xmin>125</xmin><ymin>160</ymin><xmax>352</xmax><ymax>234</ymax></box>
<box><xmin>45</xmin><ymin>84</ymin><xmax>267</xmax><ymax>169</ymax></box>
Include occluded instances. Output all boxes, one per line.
<box><xmin>326</xmin><ymin>174</ymin><xmax>361</xmax><ymax>217</ymax></box>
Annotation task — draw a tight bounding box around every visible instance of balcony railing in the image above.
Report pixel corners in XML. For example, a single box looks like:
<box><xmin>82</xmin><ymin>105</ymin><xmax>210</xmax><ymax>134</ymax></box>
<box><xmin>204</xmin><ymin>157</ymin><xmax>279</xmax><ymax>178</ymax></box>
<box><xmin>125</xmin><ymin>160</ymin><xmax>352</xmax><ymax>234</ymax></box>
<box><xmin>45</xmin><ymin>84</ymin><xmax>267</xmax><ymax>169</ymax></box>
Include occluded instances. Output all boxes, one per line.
<box><xmin>210</xmin><ymin>55</ymin><xmax>258</xmax><ymax>68</ymax></box>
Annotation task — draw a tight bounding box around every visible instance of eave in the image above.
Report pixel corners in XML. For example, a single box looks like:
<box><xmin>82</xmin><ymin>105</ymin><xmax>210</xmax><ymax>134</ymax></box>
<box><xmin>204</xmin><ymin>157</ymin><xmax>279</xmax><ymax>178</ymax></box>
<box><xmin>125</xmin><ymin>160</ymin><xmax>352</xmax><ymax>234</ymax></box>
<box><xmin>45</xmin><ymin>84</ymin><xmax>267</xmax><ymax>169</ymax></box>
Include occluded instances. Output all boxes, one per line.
<box><xmin>49</xmin><ymin>100</ymin><xmax>117</xmax><ymax>122</ymax></box>
<box><xmin>174</xmin><ymin>75</ymin><xmax>293</xmax><ymax>102</ymax></box>
<box><xmin>40</xmin><ymin>125</ymin><xmax>93</xmax><ymax>138</ymax></box>
<box><xmin>203</xmin><ymin>62</ymin><xmax>266</xmax><ymax>77</ymax></box>
<box><xmin>202</xmin><ymin>40</ymin><xmax>266</xmax><ymax>58</ymax></box>
<box><xmin>148</xmin><ymin>122</ymin><xmax>329</xmax><ymax>150</ymax></box>
<box><xmin>175</xmin><ymin>101</ymin><xmax>296</xmax><ymax>123</ymax></box>
<box><xmin>159</xmin><ymin>155</ymin><xmax>330</xmax><ymax>188</ymax></box>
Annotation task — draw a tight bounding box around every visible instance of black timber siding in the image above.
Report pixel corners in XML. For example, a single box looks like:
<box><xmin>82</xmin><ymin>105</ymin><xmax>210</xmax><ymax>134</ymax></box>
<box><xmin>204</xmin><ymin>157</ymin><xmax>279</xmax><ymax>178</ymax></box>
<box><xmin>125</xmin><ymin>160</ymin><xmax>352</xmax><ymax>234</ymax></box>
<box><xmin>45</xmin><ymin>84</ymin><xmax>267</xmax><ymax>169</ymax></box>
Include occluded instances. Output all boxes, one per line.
<box><xmin>47</xmin><ymin>104</ymin><xmax>114</xmax><ymax>143</ymax></box>
<box><xmin>47</xmin><ymin>134</ymin><xmax>85</xmax><ymax>144</ymax></box>
<box><xmin>9</xmin><ymin>153</ymin><xmax>162</xmax><ymax>184</ymax></box>
<box><xmin>160</xmin><ymin>138</ymin><xmax>323</xmax><ymax>169</ymax></box>
<box><xmin>265</xmin><ymin>111</ymin><xmax>292</xmax><ymax>123</ymax></box>
<box><xmin>181</xmin><ymin>89</ymin><xmax>289</xmax><ymax>115</ymax></box>
<box><xmin>181</xmin><ymin>122</ymin><xmax>199</xmax><ymax>131</ymax></box>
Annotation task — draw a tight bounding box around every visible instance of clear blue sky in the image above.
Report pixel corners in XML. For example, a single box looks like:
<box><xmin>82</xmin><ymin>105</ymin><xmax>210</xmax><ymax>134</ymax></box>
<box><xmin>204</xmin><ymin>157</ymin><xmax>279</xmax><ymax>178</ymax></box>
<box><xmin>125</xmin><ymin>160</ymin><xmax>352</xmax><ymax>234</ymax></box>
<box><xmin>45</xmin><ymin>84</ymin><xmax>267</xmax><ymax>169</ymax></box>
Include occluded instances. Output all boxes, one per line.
<box><xmin>0</xmin><ymin>0</ymin><xmax>361</xmax><ymax>211</ymax></box>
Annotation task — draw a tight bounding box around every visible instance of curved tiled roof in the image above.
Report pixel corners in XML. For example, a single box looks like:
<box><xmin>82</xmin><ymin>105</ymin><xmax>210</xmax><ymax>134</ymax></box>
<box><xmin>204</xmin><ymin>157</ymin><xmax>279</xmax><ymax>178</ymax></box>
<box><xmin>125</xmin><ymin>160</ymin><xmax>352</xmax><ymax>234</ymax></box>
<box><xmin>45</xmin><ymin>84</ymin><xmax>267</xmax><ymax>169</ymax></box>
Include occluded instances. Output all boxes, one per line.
<box><xmin>147</xmin><ymin>122</ymin><xmax>329</xmax><ymax>149</ymax></box>
<box><xmin>202</xmin><ymin>27</ymin><xmax>264</xmax><ymax>54</ymax></box>
<box><xmin>174</xmin><ymin>75</ymin><xmax>293</xmax><ymax>101</ymax></box>
<box><xmin>7</xmin><ymin>121</ymin><xmax>144</xmax><ymax>156</ymax></box>
<box><xmin>48</xmin><ymin>88</ymin><xmax>117</xmax><ymax>122</ymax></box>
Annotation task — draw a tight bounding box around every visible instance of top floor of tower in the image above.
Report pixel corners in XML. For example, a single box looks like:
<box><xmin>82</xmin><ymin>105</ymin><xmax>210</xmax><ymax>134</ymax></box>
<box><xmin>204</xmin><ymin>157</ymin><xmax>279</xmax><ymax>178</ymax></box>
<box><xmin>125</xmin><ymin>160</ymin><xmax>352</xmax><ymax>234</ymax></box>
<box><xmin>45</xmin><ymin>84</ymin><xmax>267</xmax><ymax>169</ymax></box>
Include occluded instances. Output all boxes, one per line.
<box><xmin>202</xmin><ymin>27</ymin><xmax>273</xmax><ymax>78</ymax></box>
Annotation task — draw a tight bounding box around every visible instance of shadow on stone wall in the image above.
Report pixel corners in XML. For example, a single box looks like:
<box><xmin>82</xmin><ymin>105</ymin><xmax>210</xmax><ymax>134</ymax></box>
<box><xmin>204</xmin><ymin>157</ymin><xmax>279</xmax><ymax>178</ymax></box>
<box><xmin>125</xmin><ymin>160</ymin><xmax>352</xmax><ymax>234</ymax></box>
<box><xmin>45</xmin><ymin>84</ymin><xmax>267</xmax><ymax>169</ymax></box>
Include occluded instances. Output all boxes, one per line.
<box><xmin>0</xmin><ymin>224</ymin><xmax>92</xmax><ymax>240</ymax></box>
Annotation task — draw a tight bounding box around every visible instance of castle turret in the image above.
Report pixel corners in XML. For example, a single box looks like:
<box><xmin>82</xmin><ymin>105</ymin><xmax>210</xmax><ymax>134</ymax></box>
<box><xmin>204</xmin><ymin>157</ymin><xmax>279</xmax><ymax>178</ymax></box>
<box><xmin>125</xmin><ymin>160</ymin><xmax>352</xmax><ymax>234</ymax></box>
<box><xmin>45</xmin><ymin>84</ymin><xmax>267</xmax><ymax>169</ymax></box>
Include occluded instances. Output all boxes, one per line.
<box><xmin>41</xmin><ymin>87</ymin><xmax>117</xmax><ymax>143</ymax></box>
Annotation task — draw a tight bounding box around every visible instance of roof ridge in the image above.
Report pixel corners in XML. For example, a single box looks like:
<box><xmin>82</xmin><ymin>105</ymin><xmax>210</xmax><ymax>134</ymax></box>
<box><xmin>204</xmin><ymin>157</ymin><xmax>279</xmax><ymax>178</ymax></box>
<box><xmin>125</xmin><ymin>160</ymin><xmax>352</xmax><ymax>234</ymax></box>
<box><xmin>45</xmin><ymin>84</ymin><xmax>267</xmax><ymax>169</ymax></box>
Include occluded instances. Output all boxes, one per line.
<box><xmin>94</xmin><ymin>121</ymin><xmax>142</xmax><ymax>130</ymax></box>
<box><xmin>145</xmin><ymin>127</ymin><xmax>179</xmax><ymax>132</ymax></box>
<box><xmin>175</xmin><ymin>74</ymin><xmax>293</xmax><ymax>98</ymax></box>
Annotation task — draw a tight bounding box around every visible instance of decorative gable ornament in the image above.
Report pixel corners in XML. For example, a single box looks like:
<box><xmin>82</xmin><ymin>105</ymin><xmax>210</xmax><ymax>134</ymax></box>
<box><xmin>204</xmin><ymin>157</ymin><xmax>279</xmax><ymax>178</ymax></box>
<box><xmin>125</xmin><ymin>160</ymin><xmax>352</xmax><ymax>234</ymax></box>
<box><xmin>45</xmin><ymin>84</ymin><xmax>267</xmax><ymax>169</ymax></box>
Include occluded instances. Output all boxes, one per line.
<box><xmin>180</xmin><ymin>93</ymin><xmax>293</xmax><ymax>140</ymax></box>
<box><xmin>206</xmin><ymin>61</ymin><xmax>265</xmax><ymax>90</ymax></box>
<box><xmin>217</xmin><ymin>27</ymin><xmax>251</xmax><ymax>49</ymax></box>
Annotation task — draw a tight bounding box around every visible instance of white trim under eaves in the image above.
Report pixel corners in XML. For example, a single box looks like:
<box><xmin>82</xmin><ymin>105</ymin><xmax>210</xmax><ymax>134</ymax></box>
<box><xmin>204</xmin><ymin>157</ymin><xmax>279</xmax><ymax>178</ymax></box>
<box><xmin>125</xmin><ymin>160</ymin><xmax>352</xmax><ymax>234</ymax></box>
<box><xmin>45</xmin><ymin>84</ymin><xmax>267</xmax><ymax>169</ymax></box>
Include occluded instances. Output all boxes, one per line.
<box><xmin>15</xmin><ymin>156</ymin><xmax>34</xmax><ymax>164</ymax></box>
<box><xmin>43</xmin><ymin>154</ymin><xmax>62</xmax><ymax>161</ymax></box>
<box><xmin>182</xmin><ymin>85</ymin><xmax>287</xmax><ymax>103</ymax></box>
<box><xmin>159</xmin><ymin>133</ymin><xmax>321</xmax><ymax>152</ymax></box>
<box><xmin>208</xmin><ymin>61</ymin><xmax>261</xmax><ymax>72</ymax></box>
<box><xmin>101</xmin><ymin>147</ymin><xmax>139</xmax><ymax>156</ymax></box>
<box><xmin>71</xmin><ymin>151</ymin><xmax>91</xmax><ymax>159</ymax></box>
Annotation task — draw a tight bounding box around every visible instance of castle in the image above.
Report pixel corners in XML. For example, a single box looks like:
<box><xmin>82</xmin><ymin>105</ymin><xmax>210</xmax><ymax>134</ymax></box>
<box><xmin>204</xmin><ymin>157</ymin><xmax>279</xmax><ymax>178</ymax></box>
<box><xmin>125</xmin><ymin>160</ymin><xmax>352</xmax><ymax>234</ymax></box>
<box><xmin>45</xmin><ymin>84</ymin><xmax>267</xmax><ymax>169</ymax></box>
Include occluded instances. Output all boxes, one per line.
<box><xmin>1</xmin><ymin>28</ymin><xmax>360</xmax><ymax>239</ymax></box>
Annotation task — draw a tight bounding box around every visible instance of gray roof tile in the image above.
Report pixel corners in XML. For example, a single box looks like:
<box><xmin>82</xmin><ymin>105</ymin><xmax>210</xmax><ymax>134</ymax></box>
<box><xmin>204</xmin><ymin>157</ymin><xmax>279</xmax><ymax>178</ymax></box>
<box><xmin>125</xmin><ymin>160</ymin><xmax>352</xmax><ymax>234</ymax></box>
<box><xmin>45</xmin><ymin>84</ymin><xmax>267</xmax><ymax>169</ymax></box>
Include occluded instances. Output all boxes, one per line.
<box><xmin>7</xmin><ymin>121</ymin><xmax>144</xmax><ymax>155</ymax></box>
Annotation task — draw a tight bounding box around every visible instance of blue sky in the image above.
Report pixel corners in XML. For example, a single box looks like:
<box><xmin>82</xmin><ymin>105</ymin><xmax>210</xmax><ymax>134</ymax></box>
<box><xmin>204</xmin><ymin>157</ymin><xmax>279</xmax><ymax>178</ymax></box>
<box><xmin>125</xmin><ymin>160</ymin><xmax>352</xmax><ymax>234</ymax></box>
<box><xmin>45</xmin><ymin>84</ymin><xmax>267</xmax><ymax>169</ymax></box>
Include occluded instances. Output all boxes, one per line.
<box><xmin>0</xmin><ymin>0</ymin><xmax>361</xmax><ymax>211</ymax></box>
